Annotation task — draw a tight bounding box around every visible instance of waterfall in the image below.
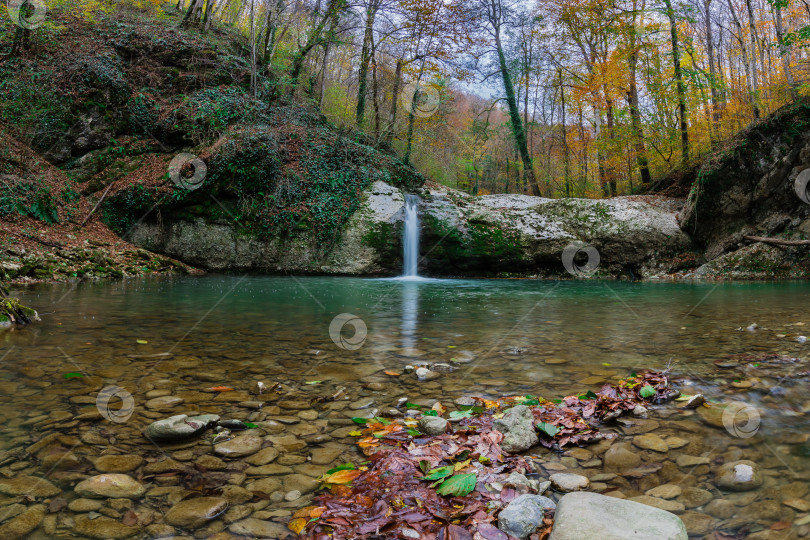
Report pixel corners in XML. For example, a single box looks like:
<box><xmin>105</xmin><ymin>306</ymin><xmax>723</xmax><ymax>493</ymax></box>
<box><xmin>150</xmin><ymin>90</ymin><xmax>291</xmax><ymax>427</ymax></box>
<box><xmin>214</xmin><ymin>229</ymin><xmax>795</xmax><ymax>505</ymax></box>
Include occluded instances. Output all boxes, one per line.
<box><xmin>403</xmin><ymin>195</ymin><xmax>420</xmax><ymax>278</ymax></box>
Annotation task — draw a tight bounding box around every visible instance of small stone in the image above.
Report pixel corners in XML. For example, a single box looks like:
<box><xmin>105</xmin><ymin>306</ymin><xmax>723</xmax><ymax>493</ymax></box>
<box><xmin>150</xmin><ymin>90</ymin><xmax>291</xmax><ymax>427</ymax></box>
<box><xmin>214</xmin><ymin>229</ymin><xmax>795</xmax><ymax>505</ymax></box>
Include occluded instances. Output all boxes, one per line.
<box><xmin>0</xmin><ymin>476</ymin><xmax>60</xmax><ymax>497</ymax></box>
<box><xmin>145</xmin><ymin>396</ymin><xmax>184</xmax><ymax>410</ymax></box>
<box><xmin>195</xmin><ymin>455</ymin><xmax>226</xmax><ymax>470</ymax></box>
<box><xmin>604</xmin><ymin>443</ymin><xmax>641</xmax><ymax>472</ymax></box>
<box><xmin>498</xmin><ymin>494</ymin><xmax>556</xmax><ymax>539</ymax></box>
<box><xmin>349</xmin><ymin>398</ymin><xmax>375</xmax><ymax>410</ymax></box>
<box><xmin>783</xmin><ymin>498</ymin><xmax>810</xmax><ymax>512</ymax></box>
<box><xmin>679</xmin><ymin>511</ymin><xmax>715</xmax><ymax>536</ymax></box>
<box><xmin>94</xmin><ymin>455</ymin><xmax>144</xmax><ymax>473</ymax></box>
<box><xmin>310</xmin><ymin>446</ymin><xmax>343</xmax><ymax>465</ymax></box>
<box><xmin>73</xmin><ymin>515</ymin><xmax>140</xmax><ymax>539</ymax></box>
<box><xmin>228</xmin><ymin>518</ymin><xmax>295</xmax><ymax>538</ymax></box>
<box><xmin>284</xmin><ymin>490</ymin><xmax>302</xmax><ymax>501</ymax></box>
<box><xmin>550</xmin><ymin>473</ymin><xmax>590</xmax><ymax>492</ymax></box>
<box><xmin>418</xmin><ymin>416</ymin><xmax>449</xmax><ymax>436</ymax></box>
<box><xmin>715</xmin><ymin>460</ymin><xmax>762</xmax><ymax>491</ymax></box>
<box><xmin>165</xmin><ymin>497</ymin><xmax>229</xmax><ymax>528</ymax></box>
<box><xmin>665</xmin><ymin>437</ymin><xmax>689</xmax><ymax>449</ymax></box>
<box><xmin>244</xmin><ymin>447</ymin><xmax>280</xmax><ymax>466</ymax></box>
<box><xmin>646</xmin><ymin>484</ymin><xmax>682</xmax><ymax>499</ymax></box>
<box><xmin>144</xmin><ymin>414</ymin><xmax>219</xmax><ymax>442</ymax></box>
<box><xmin>214</xmin><ymin>433</ymin><xmax>263</xmax><ymax>458</ymax></box>
<box><xmin>704</xmin><ymin>499</ymin><xmax>735</xmax><ymax>518</ymax></box>
<box><xmin>678</xmin><ymin>487</ymin><xmax>713</xmax><ymax>508</ymax></box>
<box><xmin>632</xmin><ymin>405</ymin><xmax>648</xmax><ymax>418</ymax></box>
<box><xmin>74</xmin><ymin>474</ymin><xmax>146</xmax><ymax>499</ymax></box>
<box><xmin>68</xmin><ymin>498</ymin><xmax>104</xmax><ymax>511</ymax></box>
<box><xmin>676</xmin><ymin>455</ymin><xmax>710</xmax><ymax>467</ymax></box>
<box><xmin>415</xmin><ymin>367</ymin><xmax>440</xmax><ymax>381</ymax></box>
<box><xmin>633</xmin><ymin>433</ymin><xmax>669</xmax><ymax>453</ymax></box>
<box><xmin>0</xmin><ymin>505</ymin><xmax>45</xmax><ymax>538</ymax></box>
<box><xmin>493</xmin><ymin>405</ymin><xmax>538</xmax><ymax>454</ymax></box>
<box><xmin>297</xmin><ymin>410</ymin><xmax>319</xmax><ymax>420</ymax></box>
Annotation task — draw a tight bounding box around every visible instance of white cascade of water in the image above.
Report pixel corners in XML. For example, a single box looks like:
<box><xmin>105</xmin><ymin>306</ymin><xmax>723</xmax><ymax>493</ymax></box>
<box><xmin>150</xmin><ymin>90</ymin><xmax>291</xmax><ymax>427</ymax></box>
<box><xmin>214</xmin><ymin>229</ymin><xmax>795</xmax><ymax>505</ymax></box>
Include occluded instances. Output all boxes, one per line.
<box><xmin>402</xmin><ymin>195</ymin><xmax>420</xmax><ymax>277</ymax></box>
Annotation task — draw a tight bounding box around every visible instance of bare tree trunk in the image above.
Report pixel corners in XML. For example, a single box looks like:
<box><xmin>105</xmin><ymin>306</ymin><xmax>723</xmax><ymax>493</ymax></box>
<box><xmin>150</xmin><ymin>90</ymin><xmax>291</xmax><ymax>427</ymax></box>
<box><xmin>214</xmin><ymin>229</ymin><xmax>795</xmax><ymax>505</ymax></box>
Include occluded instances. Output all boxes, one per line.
<box><xmin>744</xmin><ymin>0</ymin><xmax>760</xmax><ymax>118</ymax></box>
<box><xmin>664</xmin><ymin>0</ymin><xmax>689</xmax><ymax>164</ymax></box>
<box><xmin>704</xmin><ymin>0</ymin><xmax>722</xmax><ymax>122</ymax></box>
<box><xmin>559</xmin><ymin>69</ymin><xmax>570</xmax><ymax>198</ymax></box>
<box><xmin>355</xmin><ymin>0</ymin><xmax>380</xmax><ymax>127</ymax></box>
<box><xmin>727</xmin><ymin>0</ymin><xmax>758</xmax><ymax>118</ymax></box>
<box><xmin>384</xmin><ymin>58</ymin><xmax>403</xmax><ymax>147</ymax></box>
<box><xmin>628</xmin><ymin>29</ymin><xmax>652</xmax><ymax>190</ymax></box>
<box><xmin>774</xmin><ymin>3</ymin><xmax>799</xmax><ymax>101</ymax></box>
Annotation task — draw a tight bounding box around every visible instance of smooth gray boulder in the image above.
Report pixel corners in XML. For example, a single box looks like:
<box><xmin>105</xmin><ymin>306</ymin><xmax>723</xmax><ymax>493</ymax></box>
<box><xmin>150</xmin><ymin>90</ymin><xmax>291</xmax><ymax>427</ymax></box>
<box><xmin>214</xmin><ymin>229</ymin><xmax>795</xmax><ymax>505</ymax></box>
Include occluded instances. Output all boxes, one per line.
<box><xmin>418</xmin><ymin>416</ymin><xmax>449</xmax><ymax>435</ymax></box>
<box><xmin>144</xmin><ymin>414</ymin><xmax>220</xmax><ymax>442</ymax></box>
<box><xmin>549</xmin><ymin>492</ymin><xmax>688</xmax><ymax>540</ymax></box>
<box><xmin>498</xmin><ymin>494</ymin><xmax>556</xmax><ymax>539</ymax></box>
<box><xmin>493</xmin><ymin>405</ymin><xmax>538</xmax><ymax>453</ymax></box>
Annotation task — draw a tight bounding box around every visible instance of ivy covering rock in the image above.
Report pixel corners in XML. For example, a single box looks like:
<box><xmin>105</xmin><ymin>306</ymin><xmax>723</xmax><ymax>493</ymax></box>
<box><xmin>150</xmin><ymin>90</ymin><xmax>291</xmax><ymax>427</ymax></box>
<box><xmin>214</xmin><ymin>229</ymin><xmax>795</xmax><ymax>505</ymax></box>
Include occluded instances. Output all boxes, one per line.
<box><xmin>291</xmin><ymin>370</ymin><xmax>678</xmax><ymax>539</ymax></box>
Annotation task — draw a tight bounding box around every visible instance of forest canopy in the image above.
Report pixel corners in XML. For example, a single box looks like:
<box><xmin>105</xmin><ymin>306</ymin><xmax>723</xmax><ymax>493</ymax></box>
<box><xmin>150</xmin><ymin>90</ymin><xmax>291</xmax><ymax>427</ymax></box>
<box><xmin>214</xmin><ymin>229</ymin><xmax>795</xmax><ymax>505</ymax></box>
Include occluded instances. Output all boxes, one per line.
<box><xmin>4</xmin><ymin>0</ymin><xmax>810</xmax><ymax>197</ymax></box>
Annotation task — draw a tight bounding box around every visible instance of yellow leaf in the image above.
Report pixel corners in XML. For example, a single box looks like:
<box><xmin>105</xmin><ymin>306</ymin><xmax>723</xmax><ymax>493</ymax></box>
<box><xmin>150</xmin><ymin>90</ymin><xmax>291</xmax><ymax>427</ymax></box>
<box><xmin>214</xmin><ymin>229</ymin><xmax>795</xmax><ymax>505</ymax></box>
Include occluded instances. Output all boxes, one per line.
<box><xmin>136</xmin><ymin>339</ymin><xmax>148</xmax><ymax>344</ymax></box>
<box><xmin>324</xmin><ymin>469</ymin><xmax>362</xmax><ymax>484</ymax></box>
<box><xmin>288</xmin><ymin>517</ymin><xmax>308</xmax><ymax>535</ymax></box>
<box><xmin>454</xmin><ymin>459</ymin><xmax>471</xmax><ymax>471</ymax></box>
<box><xmin>348</xmin><ymin>430</ymin><xmax>363</xmax><ymax>437</ymax></box>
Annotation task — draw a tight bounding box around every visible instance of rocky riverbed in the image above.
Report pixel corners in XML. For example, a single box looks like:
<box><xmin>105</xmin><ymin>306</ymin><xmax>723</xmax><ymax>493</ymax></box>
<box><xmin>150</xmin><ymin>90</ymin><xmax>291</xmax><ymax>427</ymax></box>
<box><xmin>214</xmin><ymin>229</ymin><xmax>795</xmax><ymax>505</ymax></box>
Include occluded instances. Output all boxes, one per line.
<box><xmin>0</xmin><ymin>350</ymin><xmax>807</xmax><ymax>539</ymax></box>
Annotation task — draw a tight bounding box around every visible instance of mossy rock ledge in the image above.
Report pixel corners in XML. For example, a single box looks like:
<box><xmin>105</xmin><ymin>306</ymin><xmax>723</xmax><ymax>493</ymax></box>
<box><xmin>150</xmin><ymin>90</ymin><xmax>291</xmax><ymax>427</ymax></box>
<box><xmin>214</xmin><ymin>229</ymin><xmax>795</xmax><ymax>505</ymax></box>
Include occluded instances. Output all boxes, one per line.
<box><xmin>0</xmin><ymin>297</ymin><xmax>40</xmax><ymax>328</ymax></box>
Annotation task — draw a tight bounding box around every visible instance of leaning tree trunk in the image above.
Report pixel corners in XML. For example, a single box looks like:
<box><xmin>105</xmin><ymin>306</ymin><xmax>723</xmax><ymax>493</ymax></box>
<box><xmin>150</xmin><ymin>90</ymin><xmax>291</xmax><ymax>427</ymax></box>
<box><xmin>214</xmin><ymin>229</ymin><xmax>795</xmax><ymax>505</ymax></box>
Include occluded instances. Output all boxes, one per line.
<box><xmin>495</xmin><ymin>30</ymin><xmax>540</xmax><ymax>196</ymax></box>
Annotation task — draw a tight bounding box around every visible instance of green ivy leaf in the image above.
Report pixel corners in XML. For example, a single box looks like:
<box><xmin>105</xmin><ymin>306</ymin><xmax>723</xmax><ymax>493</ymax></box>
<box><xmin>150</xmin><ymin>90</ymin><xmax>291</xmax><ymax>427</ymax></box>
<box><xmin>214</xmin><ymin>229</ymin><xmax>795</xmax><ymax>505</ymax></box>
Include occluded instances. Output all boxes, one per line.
<box><xmin>351</xmin><ymin>418</ymin><xmax>369</xmax><ymax>424</ymax></box>
<box><xmin>536</xmin><ymin>422</ymin><xmax>560</xmax><ymax>438</ymax></box>
<box><xmin>325</xmin><ymin>463</ymin><xmax>356</xmax><ymax>475</ymax></box>
<box><xmin>423</xmin><ymin>410</ymin><xmax>438</xmax><ymax>417</ymax></box>
<box><xmin>639</xmin><ymin>385</ymin><xmax>656</xmax><ymax>398</ymax></box>
<box><xmin>63</xmin><ymin>372</ymin><xmax>84</xmax><ymax>379</ymax></box>
<box><xmin>436</xmin><ymin>473</ymin><xmax>477</xmax><ymax>497</ymax></box>
<box><xmin>449</xmin><ymin>410</ymin><xmax>473</xmax><ymax>420</ymax></box>
<box><xmin>422</xmin><ymin>465</ymin><xmax>454</xmax><ymax>481</ymax></box>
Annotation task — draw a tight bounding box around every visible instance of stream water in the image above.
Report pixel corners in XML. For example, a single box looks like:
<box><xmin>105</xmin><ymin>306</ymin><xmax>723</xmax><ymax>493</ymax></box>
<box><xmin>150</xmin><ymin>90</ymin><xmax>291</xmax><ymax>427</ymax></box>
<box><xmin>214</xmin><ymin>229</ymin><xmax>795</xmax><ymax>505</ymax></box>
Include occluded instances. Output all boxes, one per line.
<box><xmin>2</xmin><ymin>276</ymin><xmax>810</xmax><ymax>538</ymax></box>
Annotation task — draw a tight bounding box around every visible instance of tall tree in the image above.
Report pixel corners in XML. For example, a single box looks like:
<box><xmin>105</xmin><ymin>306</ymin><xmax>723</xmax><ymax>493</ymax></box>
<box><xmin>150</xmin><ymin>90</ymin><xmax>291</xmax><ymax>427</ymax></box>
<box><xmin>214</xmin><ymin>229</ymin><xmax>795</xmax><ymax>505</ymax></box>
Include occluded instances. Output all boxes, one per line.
<box><xmin>663</xmin><ymin>0</ymin><xmax>689</xmax><ymax>163</ymax></box>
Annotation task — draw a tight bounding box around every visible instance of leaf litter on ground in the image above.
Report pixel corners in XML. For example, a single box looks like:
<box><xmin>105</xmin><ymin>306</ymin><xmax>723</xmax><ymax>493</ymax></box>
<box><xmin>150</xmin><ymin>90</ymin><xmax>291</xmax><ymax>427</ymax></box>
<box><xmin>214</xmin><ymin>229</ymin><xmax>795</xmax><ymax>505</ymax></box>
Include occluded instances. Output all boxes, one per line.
<box><xmin>293</xmin><ymin>370</ymin><xmax>678</xmax><ymax>539</ymax></box>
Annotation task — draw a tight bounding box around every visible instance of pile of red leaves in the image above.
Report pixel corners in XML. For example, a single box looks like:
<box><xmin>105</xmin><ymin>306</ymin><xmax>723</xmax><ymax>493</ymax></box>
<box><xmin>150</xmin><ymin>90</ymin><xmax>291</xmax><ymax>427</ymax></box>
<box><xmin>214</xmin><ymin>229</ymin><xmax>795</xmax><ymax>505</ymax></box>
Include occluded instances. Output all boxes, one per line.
<box><xmin>292</xmin><ymin>370</ymin><xmax>676</xmax><ymax>539</ymax></box>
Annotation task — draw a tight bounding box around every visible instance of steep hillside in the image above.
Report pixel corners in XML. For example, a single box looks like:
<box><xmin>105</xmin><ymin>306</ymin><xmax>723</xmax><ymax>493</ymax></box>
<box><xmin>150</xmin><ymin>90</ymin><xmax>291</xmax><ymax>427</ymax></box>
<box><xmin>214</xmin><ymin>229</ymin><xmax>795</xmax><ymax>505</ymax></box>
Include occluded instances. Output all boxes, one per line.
<box><xmin>0</xmin><ymin>5</ymin><xmax>423</xmax><ymax>279</ymax></box>
<box><xmin>679</xmin><ymin>100</ymin><xmax>810</xmax><ymax>278</ymax></box>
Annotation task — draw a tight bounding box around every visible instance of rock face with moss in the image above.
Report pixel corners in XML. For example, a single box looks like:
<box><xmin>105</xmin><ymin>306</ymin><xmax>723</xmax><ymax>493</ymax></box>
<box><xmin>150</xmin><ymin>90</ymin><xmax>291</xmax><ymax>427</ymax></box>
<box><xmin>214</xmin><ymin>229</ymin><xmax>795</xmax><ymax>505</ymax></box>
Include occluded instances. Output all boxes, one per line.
<box><xmin>0</xmin><ymin>295</ymin><xmax>39</xmax><ymax>328</ymax></box>
<box><xmin>127</xmin><ymin>177</ymin><xmax>693</xmax><ymax>277</ymax></box>
<box><xmin>417</xmin><ymin>184</ymin><xmax>694</xmax><ymax>277</ymax></box>
<box><xmin>679</xmin><ymin>101</ymin><xmax>810</xmax><ymax>278</ymax></box>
